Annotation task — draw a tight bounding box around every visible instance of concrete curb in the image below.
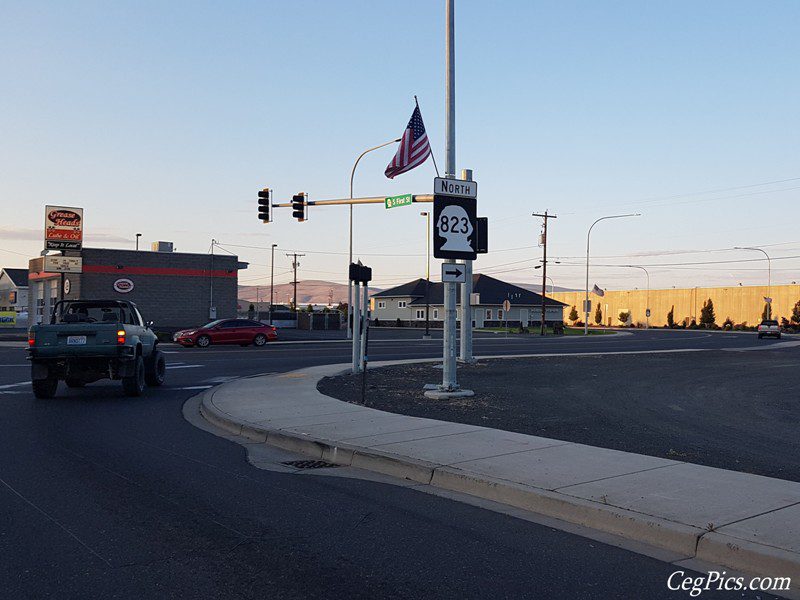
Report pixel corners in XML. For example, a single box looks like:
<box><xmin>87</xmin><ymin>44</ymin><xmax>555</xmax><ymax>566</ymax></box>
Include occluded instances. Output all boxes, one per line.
<box><xmin>198</xmin><ymin>361</ymin><xmax>800</xmax><ymax>586</ymax></box>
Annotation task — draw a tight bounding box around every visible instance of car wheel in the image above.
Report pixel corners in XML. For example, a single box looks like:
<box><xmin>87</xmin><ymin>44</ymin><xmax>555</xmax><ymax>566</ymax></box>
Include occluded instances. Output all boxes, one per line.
<box><xmin>196</xmin><ymin>335</ymin><xmax>211</xmax><ymax>348</ymax></box>
<box><xmin>145</xmin><ymin>350</ymin><xmax>166</xmax><ymax>387</ymax></box>
<box><xmin>65</xmin><ymin>379</ymin><xmax>85</xmax><ymax>388</ymax></box>
<box><xmin>757</xmin><ymin>334</ymin><xmax>763</xmax><ymax>339</ymax></box>
<box><xmin>32</xmin><ymin>377</ymin><xmax>58</xmax><ymax>399</ymax></box>
<box><xmin>122</xmin><ymin>356</ymin><xmax>146</xmax><ymax>397</ymax></box>
<box><xmin>253</xmin><ymin>333</ymin><xmax>267</xmax><ymax>347</ymax></box>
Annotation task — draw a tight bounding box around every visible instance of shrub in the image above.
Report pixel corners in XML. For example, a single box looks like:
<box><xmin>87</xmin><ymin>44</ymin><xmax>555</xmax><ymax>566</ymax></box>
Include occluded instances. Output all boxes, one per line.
<box><xmin>792</xmin><ymin>300</ymin><xmax>800</xmax><ymax>324</ymax></box>
<box><xmin>594</xmin><ymin>304</ymin><xmax>602</xmax><ymax>325</ymax></box>
<box><xmin>618</xmin><ymin>311</ymin><xmax>630</xmax><ymax>326</ymax></box>
<box><xmin>667</xmin><ymin>306</ymin><xmax>675</xmax><ymax>328</ymax></box>
<box><xmin>700</xmin><ymin>298</ymin><xmax>716</xmax><ymax>328</ymax></box>
<box><xmin>688</xmin><ymin>319</ymin><xmax>698</xmax><ymax>330</ymax></box>
<box><xmin>722</xmin><ymin>316</ymin><xmax>734</xmax><ymax>331</ymax></box>
<box><xmin>568</xmin><ymin>305</ymin><xmax>579</xmax><ymax>323</ymax></box>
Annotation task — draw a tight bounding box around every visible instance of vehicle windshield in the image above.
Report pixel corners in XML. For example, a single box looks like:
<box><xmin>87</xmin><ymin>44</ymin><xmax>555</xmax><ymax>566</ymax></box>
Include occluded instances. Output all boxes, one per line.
<box><xmin>56</xmin><ymin>302</ymin><xmax>131</xmax><ymax>324</ymax></box>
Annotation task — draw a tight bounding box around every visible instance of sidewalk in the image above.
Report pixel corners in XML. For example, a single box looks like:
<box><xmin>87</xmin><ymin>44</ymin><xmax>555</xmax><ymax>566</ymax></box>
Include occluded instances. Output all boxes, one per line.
<box><xmin>200</xmin><ymin>359</ymin><xmax>800</xmax><ymax>588</ymax></box>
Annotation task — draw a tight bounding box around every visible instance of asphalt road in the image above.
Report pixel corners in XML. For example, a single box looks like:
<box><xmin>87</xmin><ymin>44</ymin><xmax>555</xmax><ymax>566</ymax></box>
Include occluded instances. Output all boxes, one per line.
<box><xmin>0</xmin><ymin>329</ymin><xmax>788</xmax><ymax>599</ymax></box>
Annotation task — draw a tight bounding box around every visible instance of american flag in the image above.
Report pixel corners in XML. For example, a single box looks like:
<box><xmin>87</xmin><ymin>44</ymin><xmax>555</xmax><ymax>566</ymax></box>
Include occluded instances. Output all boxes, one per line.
<box><xmin>385</xmin><ymin>105</ymin><xmax>431</xmax><ymax>179</ymax></box>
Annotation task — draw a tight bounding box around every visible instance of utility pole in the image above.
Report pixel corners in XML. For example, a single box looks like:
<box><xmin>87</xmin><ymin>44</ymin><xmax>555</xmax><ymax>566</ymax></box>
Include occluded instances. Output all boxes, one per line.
<box><xmin>286</xmin><ymin>253</ymin><xmax>304</xmax><ymax>313</ymax></box>
<box><xmin>532</xmin><ymin>211</ymin><xmax>557</xmax><ymax>335</ymax></box>
<box><xmin>270</xmin><ymin>243</ymin><xmax>277</xmax><ymax>324</ymax></box>
<box><xmin>420</xmin><ymin>211</ymin><xmax>431</xmax><ymax>339</ymax></box>
<box><xmin>442</xmin><ymin>0</ymin><xmax>458</xmax><ymax>390</ymax></box>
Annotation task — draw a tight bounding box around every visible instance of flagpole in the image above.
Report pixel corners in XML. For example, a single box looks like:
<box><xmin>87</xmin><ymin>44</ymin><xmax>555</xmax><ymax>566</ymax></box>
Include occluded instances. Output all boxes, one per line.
<box><xmin>442</xmin><ymin>0</ymin><xmax>458</xmax><ymax>390</ymax></box>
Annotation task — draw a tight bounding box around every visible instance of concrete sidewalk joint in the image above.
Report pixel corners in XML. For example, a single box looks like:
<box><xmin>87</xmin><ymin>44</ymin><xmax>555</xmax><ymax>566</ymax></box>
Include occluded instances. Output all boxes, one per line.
<box><xmin>198</xmin><ymin>355</ymin><xmax>800</xmax><ymax>586</ymax></box>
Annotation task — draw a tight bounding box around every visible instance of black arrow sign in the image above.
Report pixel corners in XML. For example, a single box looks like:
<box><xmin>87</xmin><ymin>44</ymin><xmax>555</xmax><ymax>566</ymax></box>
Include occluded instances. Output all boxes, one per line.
<box><xmin>444</xmin><ymin>267</ymin><xmax>464</xmax><ymax>278</ymax></box>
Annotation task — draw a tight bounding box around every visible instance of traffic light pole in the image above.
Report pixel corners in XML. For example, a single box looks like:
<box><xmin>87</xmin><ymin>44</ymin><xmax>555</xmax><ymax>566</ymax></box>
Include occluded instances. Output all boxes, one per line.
<box><xmin>442</xmin><ymin>0</ymin><xmax>458</xmax><ymax>391</ymax></box>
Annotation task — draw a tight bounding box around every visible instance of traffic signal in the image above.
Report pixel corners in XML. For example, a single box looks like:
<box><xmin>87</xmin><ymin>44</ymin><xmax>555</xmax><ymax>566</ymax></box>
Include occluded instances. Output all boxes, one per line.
<box><xmin>257</xmin><ymin>188</ymin><xmax>271</xmax><ymax>222</ymax></box>
<box><xmin>292</xmin><ymin>192</ymin><xmax>307</xmax><ymax>222</ymax></box>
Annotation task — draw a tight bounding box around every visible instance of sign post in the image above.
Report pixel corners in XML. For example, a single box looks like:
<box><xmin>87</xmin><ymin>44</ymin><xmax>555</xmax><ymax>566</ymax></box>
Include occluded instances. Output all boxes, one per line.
<box><xmin>432</xmin><ymin>176</ymin><xmax>477</xmax><ymax>393</ymax></box>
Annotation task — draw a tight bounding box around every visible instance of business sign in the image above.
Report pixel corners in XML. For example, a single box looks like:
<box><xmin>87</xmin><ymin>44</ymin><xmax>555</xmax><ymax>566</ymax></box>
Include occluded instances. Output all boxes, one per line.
<box><xmin>113</xmin><ymin>278</ymin><xmax>134</xmax><ymax>293</ymax></box>
<box><xmin>384</xmin><ymin>194</ymin><xmax>412</xmax><ymax>209</ymax></box>
<box><xmin>0</xmin><ymin>311</ymin><xmax>17</xmax><ymax>327</ymax></box>
<box><xmin>64</xmin><ymin>278</ymin><xmax>71</xmax><ymax>295</ymax></box>
<box><xmin>45</xmin><ymin>206</ymin><xmax>83</xmax><ymax>251</ymax></box>
<box><xmin>44</xmin><ymin>255</ymin><xmax>83</xmax><ymax>273</ymax></box>
<box><xmin>441</xmin><ymin>263</ymin><xmax>466</xmax><ymax>283</ymax></box>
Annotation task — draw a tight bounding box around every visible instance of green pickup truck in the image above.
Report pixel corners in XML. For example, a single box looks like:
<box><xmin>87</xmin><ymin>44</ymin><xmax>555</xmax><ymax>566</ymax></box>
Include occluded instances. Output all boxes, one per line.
<box><xmin>27</xmin><ymin>299</ymin><xmax>166</xmax><ymax>399</ymax></box>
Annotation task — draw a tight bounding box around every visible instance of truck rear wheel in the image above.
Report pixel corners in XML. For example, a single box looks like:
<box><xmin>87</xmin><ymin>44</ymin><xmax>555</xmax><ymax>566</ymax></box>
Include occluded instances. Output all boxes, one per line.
<box><xmin>32</xmin><ymin>377</ymin><xmax>58</xmax><ymax>399</ymax></box>
<box><xmin>122</xmin><ymin>356</ymin><xmax>146</xmax><ymax>397</ymax></box>
<box><xmin>145</xmin><ymin>350</ymin><xmax>166</xmax><ymax>386</ymax></box>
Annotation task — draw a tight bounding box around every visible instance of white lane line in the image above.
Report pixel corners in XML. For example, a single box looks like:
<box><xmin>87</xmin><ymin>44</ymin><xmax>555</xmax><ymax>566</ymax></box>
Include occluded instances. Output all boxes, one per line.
<box><xmin>178</xmin><ymin>385</ymin><xmax>213</xmax><ymax>390</ymax></box>
<box><xmin>0</xmin><ymin>391</ymin><xmax>26</xmax><ymax>394</ymax></box>
<box><xmin>0</xmin><ymin>364</ymin><xmax>27</xmax><ymax>367</ymax></box>
<box><xmin>0</xmin><ymin>382</ymin><xmax>30</xmax><ymax>389</ymax></box>
<box><xmin>165</xmin><ymin>364</ymin><xmax>203</xmax><ymax>370</ymax></box>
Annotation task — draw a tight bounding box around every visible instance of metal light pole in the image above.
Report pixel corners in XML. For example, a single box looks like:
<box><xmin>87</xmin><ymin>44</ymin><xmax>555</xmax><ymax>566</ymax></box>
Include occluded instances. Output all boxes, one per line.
<box><xmin>347</xmin><ymin>138</ymin><xmax>400</xmax><ymax>340</ymax></box>
<box><xmin>735</xmin><ymin>246</ymin><xmax>772</xmax><ymax>319</ymax></box>
<box><xmin>584</xmin><ymin>214</ymin><xmax>640</xmax><ymax>335</ymax></box>
<box><xmin>269</xmin><ymin>243</ymin><xmax>277</xmax><ymax>325</ymax></box>
<box><xmin>420</xmin><ymin>211</ymin><xmax>431</xmax><ymax>338</ymax></box>
<box><xmin>442</xmin><ymin>0</ymin><xmax>458</xmax><ymax>390</ymax></box>
<box><xmin>623</xmin><ymin>265</ymin><xmax>650</xmax><ymax>329</ymax></box>
<box><xmin>135</xmin><ymin>233</ymin><xmax>142</xmax><ymax>251</ymax></box>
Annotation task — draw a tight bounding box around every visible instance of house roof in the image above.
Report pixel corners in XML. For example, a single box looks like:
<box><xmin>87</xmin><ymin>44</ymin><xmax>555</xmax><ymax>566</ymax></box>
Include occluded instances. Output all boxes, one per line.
<box><xmin>1</xmin><ymin>268</ymin><xmax>28</xmax><ymax>287</ymax></box>
<box><xmin>374</xmin><ymin>274</ymin><xmax>567</xmax><ymax>307</ymax></box>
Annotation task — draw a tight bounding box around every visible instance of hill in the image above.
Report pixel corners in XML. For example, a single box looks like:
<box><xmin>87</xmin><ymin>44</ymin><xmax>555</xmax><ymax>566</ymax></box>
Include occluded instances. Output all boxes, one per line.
<box><xmin>238</xmin><ymin>279</ymin><xmax>381</xmax><ymax>307</ymax></box>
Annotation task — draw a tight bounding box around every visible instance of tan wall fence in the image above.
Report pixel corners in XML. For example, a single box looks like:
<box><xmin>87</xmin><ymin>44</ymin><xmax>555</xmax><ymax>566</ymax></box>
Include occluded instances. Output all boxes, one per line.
<box><xmin>551</xmin><ymin>284</ymin><xmax>800</xmax><ymax>328</ymax></box>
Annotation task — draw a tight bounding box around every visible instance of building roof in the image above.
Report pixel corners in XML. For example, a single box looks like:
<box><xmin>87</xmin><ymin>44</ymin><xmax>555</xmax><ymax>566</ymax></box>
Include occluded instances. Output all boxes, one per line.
<box><xmin>1</xmin><ymin>268</ymin><xmax>29</xmax><ymax>287</ymax></box>
<box><xmin>373</xmin><ymin>274</ymin><xmax>567</xmax><ymax>307</ymax></box>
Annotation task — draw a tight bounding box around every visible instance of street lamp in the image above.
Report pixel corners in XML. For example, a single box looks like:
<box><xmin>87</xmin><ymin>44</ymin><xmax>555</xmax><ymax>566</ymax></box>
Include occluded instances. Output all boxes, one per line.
<box><xmin>622</xmin><ymin>265</ymin><xmax>650</xmax><ymax>329</ymax></box>
<box><xmin>135</xmin><ymin>233</ymin><xmax>142</xmax><ymax>251</ymax></box>
<box><xmin>533</xmin><ymin>265</ymin><xmax>555</xmax><ymax>293</ymax></box>
<box><xmin>585</xmin><ymin>213</ymin><xmax>641</xmax><ymax>335</ymax></box>
<box><xmin>269</xmin><ymin>243</ymin><xmax>278</xmax><ymax>325</ymax></box>
<box><xmin>420</xmin><ymin>211</ymin><xmax>431</xmax><ymax>338</ymax></box>
<box><xmin>347</xmin><ymin>138</ymin><xmax>401</xmax><ymax>339</ymax></box>
<box><xmin>735</xmin><ymin>246</ymin><xmax>772</xmax><ymax>319</ymax></box>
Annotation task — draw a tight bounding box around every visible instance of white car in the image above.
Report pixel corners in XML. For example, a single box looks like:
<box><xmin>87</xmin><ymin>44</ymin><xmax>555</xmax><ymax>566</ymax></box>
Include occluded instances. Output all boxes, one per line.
<box><xmin>757</xmin><ymin>319</ymin><xmax>781</xmax><ymax>339</ymax></box>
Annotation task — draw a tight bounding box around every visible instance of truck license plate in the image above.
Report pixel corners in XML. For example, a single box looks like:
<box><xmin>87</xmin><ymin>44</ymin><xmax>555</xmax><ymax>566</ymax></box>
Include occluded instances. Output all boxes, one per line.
<box><xmin>67</xmin><ymin>336</ymin><xmax>87</xmax><ymax>345</ymax></box>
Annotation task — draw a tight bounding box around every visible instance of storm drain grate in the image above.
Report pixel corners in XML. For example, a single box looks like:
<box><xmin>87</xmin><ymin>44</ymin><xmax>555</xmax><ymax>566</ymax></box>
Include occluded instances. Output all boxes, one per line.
<box><xmin>282</xmin><ymin>459</ymin><xmax>340</xmax><ymax>470</ymax></box>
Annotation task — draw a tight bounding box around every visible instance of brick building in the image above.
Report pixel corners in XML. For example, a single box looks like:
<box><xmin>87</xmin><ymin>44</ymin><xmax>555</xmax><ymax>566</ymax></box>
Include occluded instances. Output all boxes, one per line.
<box><xmin>28</xmin><ymin>247</ymin><xmax>246</xmax><ymax>330</ymax></box>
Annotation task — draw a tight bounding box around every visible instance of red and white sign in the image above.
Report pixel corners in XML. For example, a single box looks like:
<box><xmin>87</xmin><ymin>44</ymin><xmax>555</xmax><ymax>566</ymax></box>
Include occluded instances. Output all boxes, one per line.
<box><xmin>113</xmin><ymin>278</ymin><xmax>134</xmax><ymax>293</ymax></box>
<box><xmin>45</xmin><ymin>205</ymin><xmax>84</xmax><ymax>251</ymax></box>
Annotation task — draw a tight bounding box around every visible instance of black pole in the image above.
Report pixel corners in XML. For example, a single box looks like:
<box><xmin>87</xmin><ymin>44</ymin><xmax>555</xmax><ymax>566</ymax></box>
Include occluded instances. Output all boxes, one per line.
<box><xmin>540</xmin><ymin>211</ymin><xmax>548</xmax><ymax>336</ymax></box>
<box><xmin>269</xmin><ymin>245</ymin><xmax>275</xmax><ymax>325</ymax></box>
<box><xmin>361</xmin><ymin>319</ymin><xmax>370</xmax><ymax>406</ymax></box>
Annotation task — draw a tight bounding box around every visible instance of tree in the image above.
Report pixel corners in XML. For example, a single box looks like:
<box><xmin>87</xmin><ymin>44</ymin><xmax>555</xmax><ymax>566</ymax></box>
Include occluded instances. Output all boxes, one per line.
<box><xmin>618</xmin><ymin>311</ymin><xmax>630</xmax><ymax>326</ymax></box>
<box><xmin>792</xmin><ymin>300</ymin><xmax>800</xmax><ymax>324</ymax></box>
<box><xmin>667</xmin><ymin>305</ymin><xmax>675</xmax><ymax>328</ymax></box>
<box><xmin>568</xmin><ymin>305</ymin><xmax>579</xmax><ymax>323</ymax></box>
<box><xmin>594</xmin><ymin>303</ymin><xmax>602</xmax><ymax>325</ymax></box>
<box><xmin>306</xmin><ymin>304</ymin><xmax>314</xmax><ymax>313</ymax></box>
<box><xmin>700</xmin><ymin>298</ymin><xmax>716</xmax><ymax>327</ymax></box>
<box><xmin>248</xmin><ymin>303</ymin><xmax>256</xmax><ymax>319</ymax></box>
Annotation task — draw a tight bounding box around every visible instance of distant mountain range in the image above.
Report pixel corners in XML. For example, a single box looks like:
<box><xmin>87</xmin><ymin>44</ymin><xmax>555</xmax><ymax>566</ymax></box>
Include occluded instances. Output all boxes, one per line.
<box><xmin>238</xmin><ymin>279</ymin><xmax>381</xmax><ymax>307</ymax></box>
<box><xmin>238</xmin><ymin>278</ymin><xmax>575</xmax><ymax>307</ymax></box>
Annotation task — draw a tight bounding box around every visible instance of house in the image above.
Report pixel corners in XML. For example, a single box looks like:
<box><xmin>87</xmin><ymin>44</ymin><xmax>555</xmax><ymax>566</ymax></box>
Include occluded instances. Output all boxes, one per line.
<box><xmin>371</xmin><ymin>274</ymin><xmax>567</xmax><ymax>328</ymax></box>
<box><xmin>0</xmin><ymin>268</ymin><xmax>29</xmax><ymax>314</ymax></box>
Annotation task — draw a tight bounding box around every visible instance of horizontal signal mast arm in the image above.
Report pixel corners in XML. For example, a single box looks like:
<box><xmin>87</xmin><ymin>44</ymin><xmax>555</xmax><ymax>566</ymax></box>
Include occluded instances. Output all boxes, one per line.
<box><xmin>272</xmin><ymin>194</ymin><xmax>433</xmax><ymax>208</ymax></box>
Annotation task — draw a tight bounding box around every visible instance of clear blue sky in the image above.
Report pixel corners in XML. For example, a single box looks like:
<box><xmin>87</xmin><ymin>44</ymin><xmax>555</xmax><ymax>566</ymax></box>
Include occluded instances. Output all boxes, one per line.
<box><xmin>2</xmin><ymin>1</ymin><xmax>799</xmax><ymax>291</ymax></box>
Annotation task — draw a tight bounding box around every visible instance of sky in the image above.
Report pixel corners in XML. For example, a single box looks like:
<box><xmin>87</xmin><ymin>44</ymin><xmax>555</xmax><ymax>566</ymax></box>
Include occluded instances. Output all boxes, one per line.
<box><xmin>2</xmin><ymin>1</ymin><xmax>799</xmax><ymax>292</ymax></box>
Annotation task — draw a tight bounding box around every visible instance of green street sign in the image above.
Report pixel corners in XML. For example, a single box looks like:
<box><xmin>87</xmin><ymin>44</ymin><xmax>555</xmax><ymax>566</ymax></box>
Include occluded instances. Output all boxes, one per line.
<box><xmin>385</xmin><ymin>194</ymin><xmax>413</xmax><ymax>209</ymax></box>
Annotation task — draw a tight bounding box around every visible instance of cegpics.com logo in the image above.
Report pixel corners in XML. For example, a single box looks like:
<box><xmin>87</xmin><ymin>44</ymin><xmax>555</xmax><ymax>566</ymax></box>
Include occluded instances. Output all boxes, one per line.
<box><xmin>668</xmin><ymin>570</ymin><xmax>791</xmax><ymax>597</ymax></box>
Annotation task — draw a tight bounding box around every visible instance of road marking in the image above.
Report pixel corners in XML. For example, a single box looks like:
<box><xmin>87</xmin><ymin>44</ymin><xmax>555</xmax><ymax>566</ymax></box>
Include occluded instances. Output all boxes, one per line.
<box><xmin>0</xmin><ymin>381</ymin><xmax>29</xmax><ymax>390</ymax></box>
<box><xmin>178</xmin><ymin>385</ymin><xmax>213</xmax><ymax>390</ymax></box>
<box><xmin>165</xmin><ymin>364</ymin><xmax>203</xmax><ymax>370</ymax></box>
<box><xmin>0</xmin><ymin>364</ymin><xmax>27</xmax><ymax>367</ymax></box>
<box><xmin>0</xmin><ymin>391</ymin><xmax>26</xmax><ymax>394</ymax></box>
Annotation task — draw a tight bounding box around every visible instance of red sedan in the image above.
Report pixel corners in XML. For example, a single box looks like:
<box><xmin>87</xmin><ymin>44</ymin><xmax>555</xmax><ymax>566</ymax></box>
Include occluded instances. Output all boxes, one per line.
<box><xmin>173</xmin><ymin>319</ymin><xmax>278</xmax><ymax>348</ymax></box>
